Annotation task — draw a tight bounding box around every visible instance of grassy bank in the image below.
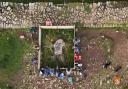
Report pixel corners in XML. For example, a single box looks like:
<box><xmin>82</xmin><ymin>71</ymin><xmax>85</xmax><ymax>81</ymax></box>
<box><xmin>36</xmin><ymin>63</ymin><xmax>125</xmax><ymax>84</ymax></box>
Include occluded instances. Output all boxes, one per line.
<box><xmin>0</xmin><ymin>29</ymin><xmax>31</xmax><ymax>89</ymax></box>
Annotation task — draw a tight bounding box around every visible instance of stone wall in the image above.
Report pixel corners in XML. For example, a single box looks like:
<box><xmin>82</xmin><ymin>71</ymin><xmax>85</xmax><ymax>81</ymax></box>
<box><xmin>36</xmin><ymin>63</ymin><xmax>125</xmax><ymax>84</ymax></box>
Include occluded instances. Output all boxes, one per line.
<box><xmin>0</xmin><ymin>2</ymin><xmax>128</xmax><ymax>28</ymax></box>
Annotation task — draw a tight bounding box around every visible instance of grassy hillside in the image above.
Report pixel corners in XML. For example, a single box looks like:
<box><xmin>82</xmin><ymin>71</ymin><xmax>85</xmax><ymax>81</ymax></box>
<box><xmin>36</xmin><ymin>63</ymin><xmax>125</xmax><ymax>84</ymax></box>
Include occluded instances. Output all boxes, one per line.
<box><xmin>0</xmin><ymin>29</ymin><xmax>30</xmax><ymax>89</ymax></box>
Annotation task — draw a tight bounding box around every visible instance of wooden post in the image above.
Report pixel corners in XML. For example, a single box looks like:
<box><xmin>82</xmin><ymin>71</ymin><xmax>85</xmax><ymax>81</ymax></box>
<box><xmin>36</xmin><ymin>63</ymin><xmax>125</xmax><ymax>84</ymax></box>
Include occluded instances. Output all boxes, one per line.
<box><xmin>38</xmin><ymin>26</ymin><xmax>41</xmax><ymax>70</ymax></box>
<box><xmin>74</xmin><ymin>26</ymin><xmax>75</xmax><ymax>69</ymax></box>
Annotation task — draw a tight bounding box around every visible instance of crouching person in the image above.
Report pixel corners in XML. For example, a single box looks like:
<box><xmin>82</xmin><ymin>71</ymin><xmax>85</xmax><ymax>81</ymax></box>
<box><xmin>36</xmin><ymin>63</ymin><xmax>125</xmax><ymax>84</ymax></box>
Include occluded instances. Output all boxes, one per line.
<box><xmin>66</xmin><ymin>67</ymin><xmax>73</xmax><ymax>85</ymax></box>
<box><xmin>67</xmin><ymin>75</ymin><xmax>73</xmax><ymax>85</ymax></box>
<box><xmin>58</xmin><ymin>72</ymin><xmax>65</xmax><ymax>80</ymax></box>
<box><xmin>39</xmin><ymin>67</ymin><xmax>50</xmax><ymax>77</ymax></box>
<box><xmin>66</xmin><ymin>67</ymin><xmax>73</xmax><ymax>76</ymax></box>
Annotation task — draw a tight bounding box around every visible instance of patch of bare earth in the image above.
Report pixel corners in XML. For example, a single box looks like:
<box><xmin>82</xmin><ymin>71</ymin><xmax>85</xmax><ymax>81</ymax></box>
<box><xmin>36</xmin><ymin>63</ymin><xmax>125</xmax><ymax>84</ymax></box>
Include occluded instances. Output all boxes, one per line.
<box><xmin>76</xmin><ymin>29</ymin><xmax>128</xmax><ymax>88</ymax></box>
<box><xmin>14</xmin><ymin>29</ymin><xmax>128</xmax><ymax>89</ymax></box>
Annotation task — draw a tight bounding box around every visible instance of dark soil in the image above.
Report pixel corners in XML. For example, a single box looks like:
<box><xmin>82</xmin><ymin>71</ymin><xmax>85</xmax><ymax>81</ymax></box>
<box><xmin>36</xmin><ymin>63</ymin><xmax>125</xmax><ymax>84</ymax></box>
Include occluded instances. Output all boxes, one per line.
<box><xmin>76</xmin><ymin>29</ymin><xmax>128</xmax><ymax>86</ymax></box>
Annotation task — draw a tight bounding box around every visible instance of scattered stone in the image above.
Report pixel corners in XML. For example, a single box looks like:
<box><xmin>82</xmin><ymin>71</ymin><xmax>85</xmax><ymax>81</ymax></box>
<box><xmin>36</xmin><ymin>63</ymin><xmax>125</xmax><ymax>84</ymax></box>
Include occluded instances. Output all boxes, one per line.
<box><xmin>0</xmin><ymin>2</ymin><xmax>127</xmax><ymax>28</ymax></box>
<box><xmin>100</xmin><ymin>80</ymin><xmax>102</xmax><ymax>86</ymax></box>
<box><xmin>7</xmin><ymin>6</ymin><xmax>11</xmax><ymax>11</ymax></box>
<box><xmin>107</xmin><ymin>80</ymin><xmax>110</xmax><ymax>84</ymax></box>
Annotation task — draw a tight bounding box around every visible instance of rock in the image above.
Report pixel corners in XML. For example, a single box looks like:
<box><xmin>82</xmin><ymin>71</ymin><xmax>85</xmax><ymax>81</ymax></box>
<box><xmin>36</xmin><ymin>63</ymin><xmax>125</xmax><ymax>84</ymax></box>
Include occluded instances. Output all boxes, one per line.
<box><xmin>108</xmin><ymin>49</ymin><xmax>110</xmax><ymax>52</ymax></box>
<box><xmin>101</xmin><ymin>35</ymin><xmax>104</xmax><ymax>38</ymax></box>
<box><xmin>116</xmin><ymin>31</ymin><xmax>119</xmax><ymax>33</ymax></box>
<box><xmin>0</xmin><ymin>16</ymin><xmax>2</xmax><ymax>19</ymax></box>
<box><xmin>33</xmin><ymin>87</ymin><xmax>36</xmax><ymax>89</ymax></box>
<box><xmin>100</xmin><ymin>80</ymin><xmax>102</xmax><ymax>86</ymax></box>
<box><xmin>3</xmin><ymin>2</ymin><xmax>8</xmax><ymax>7</ymax></box>
<box><xmin>44</xmin><ymin>78</ymin><xmax>49</xmax><ymax>80</ymax></box>
<box><xmin>3</xmin><ymin>17</ymin><xmax>6</xmax><ymax>21</ymax></box>
<box><xmin>7</xmin><ymin>6</ymin><xmax>11</xmax><ymax>11</ymax></box>
<box><xmin>126</xmin><ymin>65</ymin><xmax>128</xmax><ymax>68</ymax></box>
<box><xmin>107</xmin><ymin>80</ymin><xmax>110</xmax><ymax>84</ymax></box>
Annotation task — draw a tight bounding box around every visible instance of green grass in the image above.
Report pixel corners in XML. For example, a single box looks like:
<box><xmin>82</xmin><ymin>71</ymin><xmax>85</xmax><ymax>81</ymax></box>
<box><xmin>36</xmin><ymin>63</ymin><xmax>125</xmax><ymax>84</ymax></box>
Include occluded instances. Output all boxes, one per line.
<box><xmin>0</xmin><ymin>29</ymin><xmax>31</xmax><ymax>88</ymax></box>
<box><xmin>41</xmin><ymin>29</ymin><xmax>74</xmax><ymax>68</ymax></box>
<box><xmin>78</xmin><ymin>27</ymin><xmax>128</xmax><ymax>32</ymax></box>
<box><xmin>88</xmin><ymin>36</ymin><xmax>113</xmax><ymax>62</ymax></box>
<box><xmin>0</xmin><ymin>83</ymin><xmax>13</xmax><ymax>89</ymax></box>
<box><xmin>66</xmin><ymin>3</ymin><xmax>81</xmax><ymax>8</ymax></box>
<box><xmin>84</xmin><ymin>4</ymin><xmax>91</xmax><ymax>13</ymax></box>
<box><xmin>123</xmin><ymin>85</ymin><xmax>128</xmax><ymax>89</ymax></box>
<box><xmin>99</xmin><ymin>37</ymin><xmax>113</xmax><ymax>60</ymax></box>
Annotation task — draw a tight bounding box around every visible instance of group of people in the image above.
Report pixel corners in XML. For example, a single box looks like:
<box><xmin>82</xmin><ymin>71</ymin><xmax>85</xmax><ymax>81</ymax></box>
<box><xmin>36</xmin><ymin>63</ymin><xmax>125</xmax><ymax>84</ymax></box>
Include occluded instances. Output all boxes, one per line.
<box><xmin>39</xmin><ymin>64</ymin><xmax>87</xmax><ymax>84</ymax></box>
<box><xmin>30</xmin><ymin>26</ymin><xmax>40</xmax><ymax>65</ymax></box>
<box><xmin>32</xmin><ymin>56</ymin><xmax>38</xmax><ymax>65</ymax></box>
<box><xmin>102</xmin><ymin>60</ymin><xmax>123</xmax><ymax>85</ymax></box>
<box><xmin>73</xmin><ymin>38</ymin><xmax>81</xmax><ymax>62</ymax></box>
<box><xmin>38</xmin><ymin>38</ymin><xmax>86</xmax><ymax>85</ymax></box>
<box><xmin>73</xmin><ymin>38</ymin><xmax>86</xmax><ymax>79</ymax></box>
<box><xmin>39</xmin><ymin>65</ymin><xmax>86</xmax><ymax>85</ymax></box>
<box><xmin>39</xmin><ymin>66</ymin><xmax>73</xmax><ymax>84</ymax></box>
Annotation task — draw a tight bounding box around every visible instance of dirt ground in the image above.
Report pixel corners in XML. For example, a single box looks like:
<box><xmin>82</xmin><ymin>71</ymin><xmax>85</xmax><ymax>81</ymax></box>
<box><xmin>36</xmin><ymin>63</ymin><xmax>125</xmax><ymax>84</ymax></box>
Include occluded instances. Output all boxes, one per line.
<box><xmin>77</xmin><ymin>29</ymin><xmax>128</xmax><ymax>67</ymax></box>
<box><xmin>13</xmin><ymin>28</ymin><xmax>128</xmax><ymax>89</ymax></box>
<box><xmin>76</xmin><ymin>29</ymin><xmax>128</xmax><ymax>88</ymax></box>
